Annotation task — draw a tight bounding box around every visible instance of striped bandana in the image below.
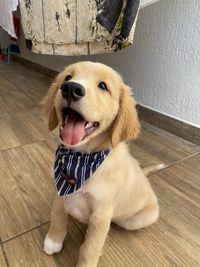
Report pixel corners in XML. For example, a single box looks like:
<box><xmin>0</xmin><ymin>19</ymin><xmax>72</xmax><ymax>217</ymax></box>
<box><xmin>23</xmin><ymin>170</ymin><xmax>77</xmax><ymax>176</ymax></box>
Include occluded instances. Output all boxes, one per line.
<box><xmin>54</xmin><ymin>144</ymin><xmax>111</xmax><ymax>196</ymax></box>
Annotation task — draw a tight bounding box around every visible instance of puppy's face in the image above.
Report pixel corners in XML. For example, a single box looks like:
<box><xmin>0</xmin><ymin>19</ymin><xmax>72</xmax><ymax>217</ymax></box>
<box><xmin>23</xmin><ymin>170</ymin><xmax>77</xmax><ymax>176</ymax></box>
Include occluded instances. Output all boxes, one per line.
<box><xmin>43</xmin><ymin>61</ymin><xmax>140</xmax><ymax>151</ymax></box>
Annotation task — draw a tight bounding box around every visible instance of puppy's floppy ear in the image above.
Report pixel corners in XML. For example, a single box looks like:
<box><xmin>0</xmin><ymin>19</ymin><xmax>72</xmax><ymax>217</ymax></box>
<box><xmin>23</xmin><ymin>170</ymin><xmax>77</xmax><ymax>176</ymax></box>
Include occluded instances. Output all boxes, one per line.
<box><xmin>42</xmin><ymin>76</ymin><xmax>59</xmax><ymax>131</ymax></box>
<box><xmin>111</xmin><ymin>84</ymin><xmax>141</xmax><ymax>147</ymax></box>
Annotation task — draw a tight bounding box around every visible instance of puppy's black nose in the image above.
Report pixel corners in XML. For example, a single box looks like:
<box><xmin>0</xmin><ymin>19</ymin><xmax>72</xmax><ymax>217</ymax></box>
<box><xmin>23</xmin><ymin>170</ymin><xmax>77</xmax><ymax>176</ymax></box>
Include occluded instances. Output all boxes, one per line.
<box><xmin>60</xmin><ymin>82</ymin><xmax>85</xmax><ymax>102</ymax></box>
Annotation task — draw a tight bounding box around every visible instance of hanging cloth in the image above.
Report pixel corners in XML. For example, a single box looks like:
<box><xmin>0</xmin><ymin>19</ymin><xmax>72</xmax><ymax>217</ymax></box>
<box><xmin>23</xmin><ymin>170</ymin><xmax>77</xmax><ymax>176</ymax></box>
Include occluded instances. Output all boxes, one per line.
<box><xmin>19</xmin><ymin>0</ymin><xmax>141</xmax><ymax>56</ymax></box>
<box><xmin>0</xmin><ymin>0</ymin><xmax>18</xmax><ymax>38</ymax></box>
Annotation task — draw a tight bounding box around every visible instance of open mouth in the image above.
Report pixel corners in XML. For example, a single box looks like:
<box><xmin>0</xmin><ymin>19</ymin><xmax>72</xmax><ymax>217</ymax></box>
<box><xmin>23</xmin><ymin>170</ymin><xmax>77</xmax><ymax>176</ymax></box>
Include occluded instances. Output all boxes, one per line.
<box><xmin>60</xmin><ymin>107</ymin><xmax>99</xmax><ymax>145</ymax></box>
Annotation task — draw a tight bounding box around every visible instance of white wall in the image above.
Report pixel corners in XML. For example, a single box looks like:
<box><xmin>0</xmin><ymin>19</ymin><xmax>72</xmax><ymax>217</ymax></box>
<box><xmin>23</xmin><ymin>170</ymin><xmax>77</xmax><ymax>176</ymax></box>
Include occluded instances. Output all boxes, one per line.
<box><xmin>130</xmin><ymin>0</ymin><xmax>200</xmax><ymax>127</ymax></box>
<box><xmin>17</xmin><ymin>0</ymin><xmax>200</xmax><ymax>127</ymax></box>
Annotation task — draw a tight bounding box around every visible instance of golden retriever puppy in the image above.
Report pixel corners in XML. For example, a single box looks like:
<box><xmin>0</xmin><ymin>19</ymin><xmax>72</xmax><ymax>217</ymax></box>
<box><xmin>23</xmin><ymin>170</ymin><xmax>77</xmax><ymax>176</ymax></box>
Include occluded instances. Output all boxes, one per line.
<box><xmin>43</xmin><ymin>61</ymin><xmax>159</xmax><ymax>267</ymax></box>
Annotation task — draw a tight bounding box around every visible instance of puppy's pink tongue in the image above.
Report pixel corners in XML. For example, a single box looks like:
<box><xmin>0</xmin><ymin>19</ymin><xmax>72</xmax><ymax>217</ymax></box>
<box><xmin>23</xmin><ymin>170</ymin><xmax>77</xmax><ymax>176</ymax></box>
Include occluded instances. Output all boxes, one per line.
<box><xmin>60</xmin><ymin>112</ymin><xmax>86</xmax><ymax>145</ymax></box>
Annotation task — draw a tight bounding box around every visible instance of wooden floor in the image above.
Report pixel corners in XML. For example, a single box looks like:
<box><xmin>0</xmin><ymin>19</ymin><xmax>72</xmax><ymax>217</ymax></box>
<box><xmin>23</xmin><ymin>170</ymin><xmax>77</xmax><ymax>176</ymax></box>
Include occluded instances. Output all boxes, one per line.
<box><xmin>0</xmin><ymin>61</ymin><xmax>199</xmax><ymax>267</ymax></box>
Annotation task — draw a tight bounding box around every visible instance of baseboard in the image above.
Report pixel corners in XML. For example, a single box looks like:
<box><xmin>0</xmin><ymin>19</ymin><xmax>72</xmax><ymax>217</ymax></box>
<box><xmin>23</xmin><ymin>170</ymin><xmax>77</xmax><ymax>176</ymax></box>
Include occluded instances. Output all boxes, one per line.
<box><xmin>138</xmin><ymin>105</ymin><xmax>200</xmax><ymax>145</ymax></box>
<box><xmin>12</xmin><ymin>54</ymin><xmax>58</xmax><ymax>78</ymax></box>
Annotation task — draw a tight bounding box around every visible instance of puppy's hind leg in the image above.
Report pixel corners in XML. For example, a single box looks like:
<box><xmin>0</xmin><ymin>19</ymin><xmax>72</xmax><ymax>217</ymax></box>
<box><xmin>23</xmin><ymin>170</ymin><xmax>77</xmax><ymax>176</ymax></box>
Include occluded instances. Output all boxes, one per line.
<box><xmin>44</xmin><ymin>197</ymin><xmax>67</xmax><ymax>255</ymax></box>
<box><xmin>117</xmin><ymin>201</ymin><xmax>159</xmax><ymax>231</ymax></box>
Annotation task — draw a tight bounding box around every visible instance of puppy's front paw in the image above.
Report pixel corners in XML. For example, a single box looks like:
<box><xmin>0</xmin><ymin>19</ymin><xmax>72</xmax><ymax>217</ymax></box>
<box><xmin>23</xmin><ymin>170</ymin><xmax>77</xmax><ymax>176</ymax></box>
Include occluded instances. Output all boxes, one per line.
<box><xmin>44</xmin><ymin>235</ymin><xmax>63</xmax><ymax>255</ymax></box>
<box><xmin>76</xmin><ymin>260</ymin><xmax>97</xmax><ymax>267</ymax></box>
<box><xmin>76</xmin><ymin>264</ymin><xmax>97</xmax><ymax>267</ymax></box>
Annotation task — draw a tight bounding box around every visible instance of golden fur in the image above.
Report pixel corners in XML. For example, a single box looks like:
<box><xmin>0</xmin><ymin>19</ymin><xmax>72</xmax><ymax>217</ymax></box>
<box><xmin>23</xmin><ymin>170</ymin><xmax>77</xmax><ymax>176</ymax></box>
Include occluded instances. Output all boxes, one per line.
<box><xmin>43</xmin><ymin>62</ymin><xmax>159</xmax><ymax>267</ymax></box>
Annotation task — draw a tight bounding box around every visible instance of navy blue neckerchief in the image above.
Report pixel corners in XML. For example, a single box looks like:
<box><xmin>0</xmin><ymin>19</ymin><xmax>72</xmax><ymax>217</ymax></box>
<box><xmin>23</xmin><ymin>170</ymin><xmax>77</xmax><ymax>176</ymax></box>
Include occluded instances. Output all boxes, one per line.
<box><xmin>54</xmin><ymin>144</ymin><xmax>111</xmax><ymax>196</ymax></box>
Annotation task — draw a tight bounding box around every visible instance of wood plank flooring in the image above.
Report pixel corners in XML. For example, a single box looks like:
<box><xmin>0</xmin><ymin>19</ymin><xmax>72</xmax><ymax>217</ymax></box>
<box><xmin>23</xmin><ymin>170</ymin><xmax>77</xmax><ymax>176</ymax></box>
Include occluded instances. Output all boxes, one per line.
<box><xmin>0</xmin><ymin>60</ymin><xmax>199</xmax><ymax>267</ymax></box>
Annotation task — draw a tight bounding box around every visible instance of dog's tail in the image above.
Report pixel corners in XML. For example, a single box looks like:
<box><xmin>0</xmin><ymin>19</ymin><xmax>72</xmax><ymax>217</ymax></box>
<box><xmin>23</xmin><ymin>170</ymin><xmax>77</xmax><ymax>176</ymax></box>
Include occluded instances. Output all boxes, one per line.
<box><xmin>143</xmin><ymin>163</ymin><xmax>165</xmax><ymax>176</ymax></box>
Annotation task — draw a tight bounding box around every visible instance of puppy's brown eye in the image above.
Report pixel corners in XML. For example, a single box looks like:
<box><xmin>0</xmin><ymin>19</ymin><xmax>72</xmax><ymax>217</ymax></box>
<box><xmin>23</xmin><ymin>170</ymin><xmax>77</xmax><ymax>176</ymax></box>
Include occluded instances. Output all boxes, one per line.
<box><xmin>65</xmin><ymin>75</ymin><xmax>72</xmax><ymax>81</ymax></box>
<box><xmin>98</xmin><ymin>82</ymin><xmax>108</xmax><ymax>91</ymax></box>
